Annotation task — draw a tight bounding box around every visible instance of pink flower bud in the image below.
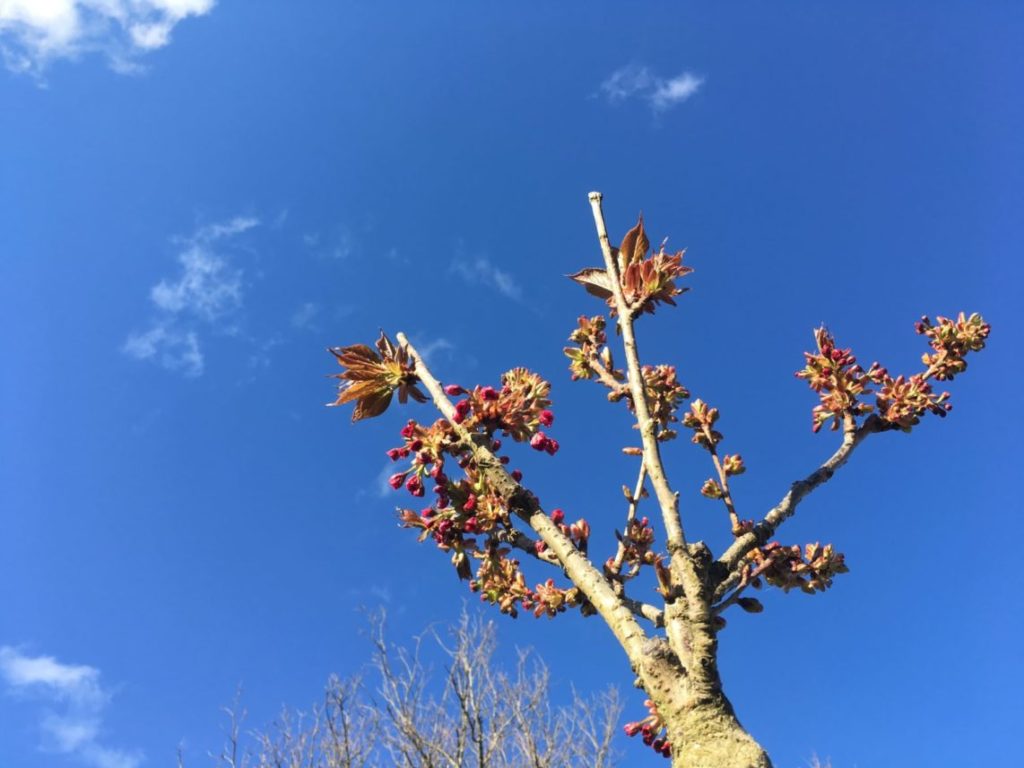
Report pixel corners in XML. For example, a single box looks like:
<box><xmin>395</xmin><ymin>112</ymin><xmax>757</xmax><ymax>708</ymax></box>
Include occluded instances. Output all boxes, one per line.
<box><xmin>444</xmin><ymin>384</ymin><xmax>465</xmax><ymax>396</ymax></box>
<box><xmin>539</xmin><ymin>409</ymin><xmax>554</xmax><ymax>427</ymax></box>
<box><xmin>530</xmin><ymin>432</ymin><xmax>548</xmax><ymax>451</ymax></box>
<box><xmin>464</xmin><ymin>516</ymin><xmax>478</xmax><ymax>533</ymax></box>
<box><xmin>386</xmin><ymin>448</ymin><xmax>401</xmax><ymax>461</ymax></box>
<box><xmin>463</xmin><ymin>494</ymin><xmax>477</xmax><ymax>512</ymax></box>
<box><xmin>405</xmin><ymin>475</ymin><xmax>424</xmax><ymax>497</ymax></box>
<box><xmin>388</xmin><ymin>472</ymin><xmax>407</xmax><ymax>490</ymax></box>
<box><xmin>480</xmin><ymin>386</ymin><xmax>499</xmax><ymax>401</ymax></box>
<box><xmin>400</xmin><ymin>422</ymin><xmax>416</xmax><ymax>439</ymax></box>
<box><xmin>551</xmin><ymin>509</ymin><xmax>564</xmax><ymax>524</ymax></box>
<box><xmin>544</xmin><ymin>438</ymin><xmax>559</xmax><ymax>455</ymax></box>
<box><xmin>623</xmin><ymin>722</ymin><xmax>642</xmax><ymax>737</ymax></box>
<box><xmin>534</xmin><ymin>540</ymin><xmax>547</xmax><ymax>554</ymax></box>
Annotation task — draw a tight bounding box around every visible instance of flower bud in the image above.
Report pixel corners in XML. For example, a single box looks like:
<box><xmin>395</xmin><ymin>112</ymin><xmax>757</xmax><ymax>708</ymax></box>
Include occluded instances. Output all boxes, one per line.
<box><xmin>388</xmin><ymin>472</ymin><xmax>408</xmax><ymax>490</ymax></box>
<box><xmin>405</xmin><ymin>475</ymin><xmax>424</xmax><ymax>497</ymax></box>
<box><xmin>444</xmin><ymin>384</ymin><xmax>465</xmax><ymax>396</ymax></box>
<box><xmin>539</xmin><ymin>409</ymin><xmax>554</xmax><ymax>427</ymax></box>
<box><xmin>551</xmin><ymin>509</ymin><xmax>565</xmax><ymax>524</ymax></box>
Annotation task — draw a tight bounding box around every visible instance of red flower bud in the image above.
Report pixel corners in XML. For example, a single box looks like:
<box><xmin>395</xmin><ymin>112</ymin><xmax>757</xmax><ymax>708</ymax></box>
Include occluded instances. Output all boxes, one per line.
<box><xmin>491</xmin><ymin>439</ymin><xmax>502</xmax><ymax>450</ymax></box>
<box><xmin>455</xmin><ymin>400</ymin><xmax>471</xmax><ymax>416</ymax></box>
<box><xmin>511</xmin><ymin>469</ymin><xmax>523</xmax><ymax>482</ymax></box>
<box><xmin>544</xmin><ymin>438</ymin><xmax>559</xmax><ymax>455</ymax></box>
<box><xmin>551</xmin><ymin>509</ymin><xmax>565</xmax><ymax>524</ymax></box>
<box><xmin>464</xmin><ymin>516</ymin><xmax>478</xmax><ymax>533</ymax></box>
<box><xmin>480</xmin><ymin>386</ymin><xmax>499</xmax><ymax>401</ymax></box>
<box><xmin>388</xmin><ymin>472</ymin><xmax>407</xmax><ymax>490</ymax></box>
<box><xmin>530</xmin><ymin>432</ymin><xmax>548</xmax><ymax>451</ymax></box>
<box><xmin>463</xmin><ymin>494</ymin><xmax>477</xmax><ymax>512</ymax></box>
<box><xmin>539</xmin><ymin>409</ymin><xmax>554</xmax><ymax>427</ymax></box>
<box><xmin>409</xmin><ymin>439</ymin><xmax>423</xmax><ymax>451</ymax></box>
<box><xmin>400</xmin><ymin>422</ymin><xmax>416</xmax><ymax>439</ymax></box>
<box><xmin>444</xmin><ymin>384</ymin><xmax>465</xmax><ymax>396</ymax></box>
<box><xmin>386</xmin><ymin>448</ymin><xmax>401</xmax><ymax>461</ymax></box>
<box><xmin>405</xmin><ymin>475</ymin><xmax>424</xmax><ymax>497</ymax></box>
<box><xmin>534</xmin><ymin>540</ymin><xmax>547</xmax><ymax>554</ymax></box>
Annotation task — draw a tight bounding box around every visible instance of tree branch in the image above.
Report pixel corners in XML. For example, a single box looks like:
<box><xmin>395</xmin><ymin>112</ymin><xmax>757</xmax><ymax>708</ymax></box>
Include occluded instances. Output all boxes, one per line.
<box><xmin>713</xmin><ymin>415</ymin><xmax>884</xmax><ymax>595</ymax></box>
<box><xmin>587</xmin><ymin>192</ymin><xmax>689</xmax><ymax>558</ymax></box>
<box><xmin>396</xmin><ymin>331</ymin><xmax>651</xmax><ymax>664</ymax></box>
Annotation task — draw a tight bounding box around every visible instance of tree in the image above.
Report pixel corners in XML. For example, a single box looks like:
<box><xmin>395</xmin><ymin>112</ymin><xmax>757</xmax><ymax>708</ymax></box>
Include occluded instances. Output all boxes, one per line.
<box><xmin>198</xmin><ymin>612</ymin><xmax>620</xmax><ymax>768</ymax></box>
<box><xmin>327</xmin><ymin>192</ymin><xmax>990</xmax><ymax>767</ymax></box>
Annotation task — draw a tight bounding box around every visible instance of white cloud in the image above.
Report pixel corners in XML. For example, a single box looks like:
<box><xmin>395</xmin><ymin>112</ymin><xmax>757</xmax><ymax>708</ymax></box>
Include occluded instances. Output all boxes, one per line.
<box><xmin>0</xmin><ymin>647</ymin><xmax>142</xmax><ymax>768</ymax></box>
<box><xmin>600</xmin><ymin>64</ymin><xmax>704</xmax><ymax>112</ymax></box>
<box><xmin>123</xmin><ymin>215</ymin><xmax>257</xmax><ymax>377</ymax></box>
<box><xmin>650</xmin><ymin>72</ymin><xmax>704</xmax><ymax>111</ymax></box>
<box><xmin>450</xmin><ymin>256</ymin><xmax>523</xmax><ymax>301</ymax></box>
<box><xmin>150</xmin><ymin>248</ymin><xmax>241</xmax><ymax>319</ymax></box>
<box><xmin>0</xmin><ymin>0</ymin><xmax>215</xmax><ymax>77</ymax></box>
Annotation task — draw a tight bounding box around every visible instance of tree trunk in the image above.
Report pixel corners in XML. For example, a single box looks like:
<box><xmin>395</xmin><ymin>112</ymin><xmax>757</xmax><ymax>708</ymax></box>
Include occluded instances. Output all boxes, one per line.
<box><xmin>666</xmin><ymin>692</ymin><xmax>772</xmax><ymax>768</ymax></box>
<box><xmin>637</xmin><ymin>624</ymin><xmax>773</xmax><ymax>768</ymax></box>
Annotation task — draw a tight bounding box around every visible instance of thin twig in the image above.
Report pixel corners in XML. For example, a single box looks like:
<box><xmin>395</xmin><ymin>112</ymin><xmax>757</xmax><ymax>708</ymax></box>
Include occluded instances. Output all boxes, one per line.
<box><xmin>609</xmin><ymin>461</ymin><xmax>648</xmax><ymax>576</ymax></box>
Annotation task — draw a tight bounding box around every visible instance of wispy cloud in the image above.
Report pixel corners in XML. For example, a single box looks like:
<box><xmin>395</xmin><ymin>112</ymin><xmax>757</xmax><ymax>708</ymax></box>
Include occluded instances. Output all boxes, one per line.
<box><xmin>302</xmin><ymin>226</ymin><xmax>354</xmax><ymax>260</ymax></box>
<box><xmin>416</xmin><ymin>337</ymin><xmax>455</xmax><ymax>365</ymax></box>
<box><xmin>123</xmin><ymin>215</ymin><xmax>258</xmax><ymax>377</ymax></box>
<box><xmin>0</xmin><ymin>0</ymin><xmax>215</xmax><ymax>78</ymax></box>
<box><xmin>450</xmin><ymin>257</ymin><xmax>523</xmax><ymax>302</ymax></box>
<box><xmin>290</xmin><ymin>302</ymin><xmax>319</xmax><ymax>331</ymax></box>
<box><xmin>600</xmin><ymin>64</ymin><xmax>704</xmax><ymax>112</ymax></box>
<box><xmin>0</xmin><ymin>646</ymin><xmax>142</xmax><ymax>768</ymax></box>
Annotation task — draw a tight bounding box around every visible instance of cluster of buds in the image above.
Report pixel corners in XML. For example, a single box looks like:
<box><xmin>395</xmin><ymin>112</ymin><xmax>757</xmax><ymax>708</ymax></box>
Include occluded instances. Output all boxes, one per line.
<box><xmin>682</xmin><ymin>399</ymin><xmax>723</xmax><ymax>449</ymax></box>
<box><xmin>564</xmin><ymin>315</ymin><xmax>623</xmax><ymax>382</ymax></box>
<box><xmin>623</xmin><ymin>698</ymin><xmax>672</xmax><ymax>758</ymax></box>
<box><xmin>795</xmin><ymin>327</ymin><xmax>877</xmax><ymax>433</ymax></box>
<box><xmin>569</xmin><ymin>215</ymin><xmax>693</xmax><ymax>318</ymax></box>
<box><xmin>745</xmin><ymin>542</ymin><xmax>849</xmax><ymax>594</ymax></box>
<box><xmin>467</xmin><ymin>546</ymin><xmax>587</xmax><ymax>619</ymax></box>
<box><xmin>699</xmin><ymin>455</ymin><xmax>744</xmax><ymax>500</ymax></box>
<box><xmin>872</xmin><ymin>372</ymin><xmax>950</xmax><ymax>430</ymax></box>
<box><xmin>546</xmin><ymin>508</ymin><xmax>590</xmax><ymax>555</ymax></box>
<box><xmin>635</xmin><ymin>365</ymin><xmax>690</xmax><ymax>440</ymax></box>
<box><xmin>917</xmin><ymin>312</ymin><xmax>990</xmax><ymax>381</ymax></box>
<box><xmin>522</xmin><ymin>580</ymin><xmax>586</xmax><ymax>618</ymax></box>
<box><xmin>605</xmin><ymin>515</ymin><xmax>658</xmax><ymax>580</ymax></box>
<box><xmin>443</xmin><ymin>368</ymin><xmax>556</xmax><ymax>444</ymax></box>
<box><xmin>470</xmin><ymin>546</ymin><xmax>533</xmax><ymax>617</ymax></box>
<box><xmin>797</xmin><ymin>314</ymin><xmax>989</xmax><ymax>434</ymax></box>
<box><xmin>359</xmin><ymin>358</ymin><xmax>573</xmax><ymax>619</ymax></box>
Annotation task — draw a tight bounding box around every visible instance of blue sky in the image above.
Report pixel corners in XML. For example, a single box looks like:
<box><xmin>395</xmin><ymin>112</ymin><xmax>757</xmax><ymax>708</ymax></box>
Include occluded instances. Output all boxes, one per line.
<box><xmin>1</xmin><ymin>2</ymin><xmax>1022</xmax><ymax>766</ymax></box>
